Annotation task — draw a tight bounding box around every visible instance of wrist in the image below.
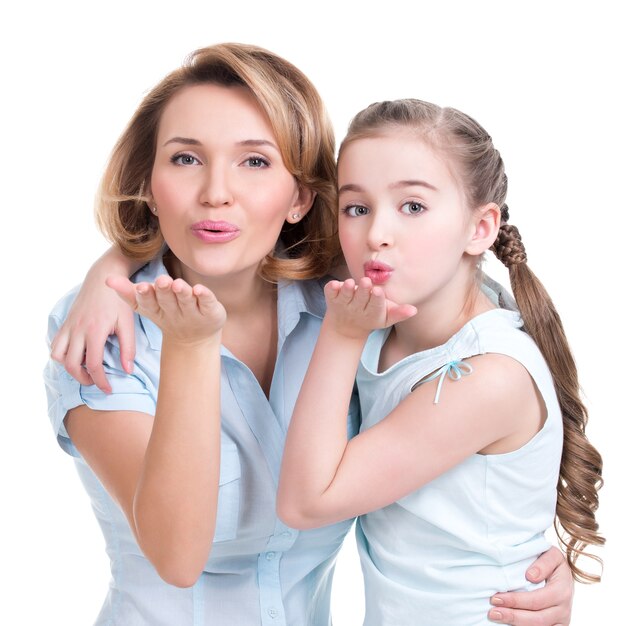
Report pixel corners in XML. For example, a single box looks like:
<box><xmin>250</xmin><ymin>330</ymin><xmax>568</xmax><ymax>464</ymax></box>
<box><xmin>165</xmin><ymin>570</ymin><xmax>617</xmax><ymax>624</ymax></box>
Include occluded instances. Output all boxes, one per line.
<box><xmin>91</xmin><ymin>246</ymin><xmax>141</xmax><ymax>280</ymax></box>
<box><xmin>321</xmin><ymin>317</ymin><xmax>370</xmax><ymax>345</ymax></box>
<box><xmin>161</xmin><ymin>331</ymin><xmax>222</xmax><ymax>353</ymax></box>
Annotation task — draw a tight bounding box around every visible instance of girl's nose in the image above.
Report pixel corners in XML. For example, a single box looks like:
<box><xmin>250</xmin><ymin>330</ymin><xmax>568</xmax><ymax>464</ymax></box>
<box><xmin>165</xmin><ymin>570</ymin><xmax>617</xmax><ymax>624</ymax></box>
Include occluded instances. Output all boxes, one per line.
<box><xmin>367</xmin><ymin>212</ymin><xmax>393</xmax><ymax>250</ymax></box>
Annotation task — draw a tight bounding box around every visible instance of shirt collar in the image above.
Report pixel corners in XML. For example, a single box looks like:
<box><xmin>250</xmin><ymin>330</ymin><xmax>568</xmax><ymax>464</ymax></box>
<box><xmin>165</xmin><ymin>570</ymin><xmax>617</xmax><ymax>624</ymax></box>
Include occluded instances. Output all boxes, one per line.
<box><xmin>275</xmin><ymin>277</ymin><xmax>327</xmax><ymax>356</ymax></box>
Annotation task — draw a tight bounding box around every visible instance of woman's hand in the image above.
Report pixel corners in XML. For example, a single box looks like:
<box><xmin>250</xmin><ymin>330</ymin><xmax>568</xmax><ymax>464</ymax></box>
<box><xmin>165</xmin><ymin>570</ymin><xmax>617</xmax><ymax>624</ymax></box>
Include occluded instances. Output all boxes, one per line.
<box><xmin>324</xmin><ymin>277</ymin><xmax>416</xmax><ymax>340</ymax></box>
<box><xmin>489</xmin><ymin>547</ymin><xmax>573</xmax><ymax>625</ymax></box>
<box><xmin>107</xmin><ymin>275</ymin><xmax>226</xmax><ymax>345</ymax></box>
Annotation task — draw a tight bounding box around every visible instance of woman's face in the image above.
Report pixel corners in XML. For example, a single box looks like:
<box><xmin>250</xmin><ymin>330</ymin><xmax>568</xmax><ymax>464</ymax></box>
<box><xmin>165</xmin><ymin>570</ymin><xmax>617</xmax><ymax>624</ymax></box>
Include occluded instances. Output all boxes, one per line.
<box><xmin>150</xmin><ymin>83</ymin><xmax>310</xmax><ymax>286</ymax></box>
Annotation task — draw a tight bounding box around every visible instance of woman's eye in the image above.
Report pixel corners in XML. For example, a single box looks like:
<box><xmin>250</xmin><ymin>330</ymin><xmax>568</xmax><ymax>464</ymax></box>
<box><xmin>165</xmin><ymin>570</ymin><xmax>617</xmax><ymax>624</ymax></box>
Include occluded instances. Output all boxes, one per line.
<box><xmin>400</xmin><ymin>201</ymin><xmax>425</xmax><ymax>215</ymax></box>
<box><xmin>245</xmin><ymin>156</ymin><xmax>270</xmax><ymax>168</ymax></box>
<box><xmin>343</xmin><ymin>205</ymin><xmax>370</xmax><ymax>217</ymax></box>
<box><xmin>171</xmin><ymin>153</ymin><xmax>200</xmax><ymax>166</ymax></box>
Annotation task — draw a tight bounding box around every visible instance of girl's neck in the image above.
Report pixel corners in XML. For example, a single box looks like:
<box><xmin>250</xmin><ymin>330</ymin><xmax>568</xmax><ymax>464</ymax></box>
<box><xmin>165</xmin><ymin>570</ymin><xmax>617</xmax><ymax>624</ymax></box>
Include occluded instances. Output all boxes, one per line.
<box><xmin>381</xmin><ymin>277</ymin><xmax>495</xmax><ymax>368</ymax></box>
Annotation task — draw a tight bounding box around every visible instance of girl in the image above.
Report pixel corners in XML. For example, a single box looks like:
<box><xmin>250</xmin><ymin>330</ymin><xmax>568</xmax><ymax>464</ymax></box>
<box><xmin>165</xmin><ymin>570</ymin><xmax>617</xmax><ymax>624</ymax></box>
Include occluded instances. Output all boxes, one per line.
<box><xmin>277</xmin><ymin>99</ymin><xmax>603</xmax><ymax>625</ymax></box>
<box><xmin>46</xmin><ymin>48</ymin><xmax>574</xmax><ymax>623</ymax></box>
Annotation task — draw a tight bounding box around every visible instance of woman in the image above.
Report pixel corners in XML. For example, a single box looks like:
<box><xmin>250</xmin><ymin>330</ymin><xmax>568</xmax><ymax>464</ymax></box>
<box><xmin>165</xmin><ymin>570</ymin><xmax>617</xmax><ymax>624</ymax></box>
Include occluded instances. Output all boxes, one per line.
<box><xmin>46</xmin><ymin>43</ymin><xmax>573</xmax><ymax>625</ymax></box>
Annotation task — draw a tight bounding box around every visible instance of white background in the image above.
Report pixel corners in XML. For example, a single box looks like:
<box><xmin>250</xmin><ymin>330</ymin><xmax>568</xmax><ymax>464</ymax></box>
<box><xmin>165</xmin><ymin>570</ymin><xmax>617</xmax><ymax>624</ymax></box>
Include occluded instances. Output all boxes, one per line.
<box><xmin>1</xmin><ymin>1</ymin><xmax>623</xmax><ymax>623</ymax></box>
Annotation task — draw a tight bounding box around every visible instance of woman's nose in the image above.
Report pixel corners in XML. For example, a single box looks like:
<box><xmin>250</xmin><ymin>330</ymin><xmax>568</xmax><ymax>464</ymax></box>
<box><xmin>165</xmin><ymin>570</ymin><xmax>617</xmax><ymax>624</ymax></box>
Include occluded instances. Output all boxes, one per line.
<box><xmin>199</xmin><ymin>163</ymin><xmax>234</xmax><ymax>207</ymax></box>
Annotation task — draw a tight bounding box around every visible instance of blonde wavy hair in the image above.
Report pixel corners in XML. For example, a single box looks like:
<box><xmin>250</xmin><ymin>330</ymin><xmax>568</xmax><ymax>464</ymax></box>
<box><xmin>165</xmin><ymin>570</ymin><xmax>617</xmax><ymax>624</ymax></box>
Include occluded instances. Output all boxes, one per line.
<box><xmin>339</xmin><ymin>99</ymin><xmax>604</xmax><ymax>583</ymax></box>
<box><xmin>96</xmin><ymin>43</ymin><xmax>341</xmax><ymax>281</ymax></box>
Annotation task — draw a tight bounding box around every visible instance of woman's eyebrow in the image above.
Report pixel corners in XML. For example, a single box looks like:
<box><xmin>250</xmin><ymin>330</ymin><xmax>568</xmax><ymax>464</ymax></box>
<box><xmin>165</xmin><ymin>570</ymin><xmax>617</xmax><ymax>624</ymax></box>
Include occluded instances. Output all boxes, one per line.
<box><xmin>163</xmin><ymin>136</ymin><xmax>201</xmax><ymax>147</ymax></box>
<box><xmin>161</xmin><ymin>137</ymin><xmax>279</xmax><ymax>150</ymax></box>
<box><xmin>236</xmin><ymin>139</ymin><xmax>279</xmax><ymax>150</ymax></box>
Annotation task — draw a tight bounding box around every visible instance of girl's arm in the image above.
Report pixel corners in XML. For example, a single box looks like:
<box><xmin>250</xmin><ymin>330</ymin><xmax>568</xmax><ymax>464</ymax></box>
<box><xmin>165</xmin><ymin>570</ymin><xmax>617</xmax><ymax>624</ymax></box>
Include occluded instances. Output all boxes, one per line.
<box><xmin>279</xmin><ymin>278</ymin><xmax>573</xmax><ymax>624</ymax></box>
<box><xmin>64</xmin><ymin>275</ymin><xmax>224</xmax><ymax>587</ymax></box>
<box><xmin>278</xmin><ymin>278</ymin><xmax>539</xmax><ymax>528</ymax></box>
<box><xmin>50</xmin><ymin>246</ymin><xmax>141</xmax><ymax>393</ymax></box>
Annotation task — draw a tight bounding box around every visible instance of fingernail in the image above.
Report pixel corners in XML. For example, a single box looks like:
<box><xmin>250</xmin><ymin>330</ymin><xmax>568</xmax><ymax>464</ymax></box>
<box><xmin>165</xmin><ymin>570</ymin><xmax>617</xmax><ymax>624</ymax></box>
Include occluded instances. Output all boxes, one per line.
<box><xmin>490</xmin><ymin>597</ymin><xmax>503</xmax><ymax>606</ymax></box>
<box><xmin>527</xmin><ymin>567</ymin><xmax>539</xmax><ymax>579</ymax></box>
<box><xmin>125</xmin><ymin>360</ymin><xmax>134</xmax><ymax>373</ymax></box>
<box><xmin>488</xmin><ymin>609</ymin><xmax>503</xmax><ymax>622</ymax></box>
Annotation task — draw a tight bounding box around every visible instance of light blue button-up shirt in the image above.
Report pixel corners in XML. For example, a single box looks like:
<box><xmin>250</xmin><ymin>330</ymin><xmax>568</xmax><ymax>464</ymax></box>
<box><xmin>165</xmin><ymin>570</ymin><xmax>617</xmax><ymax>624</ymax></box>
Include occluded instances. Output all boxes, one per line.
<box><xmin>44</xmin><ymin>256</ymin><xmax>358</xmax><ymax>626</ymax></box>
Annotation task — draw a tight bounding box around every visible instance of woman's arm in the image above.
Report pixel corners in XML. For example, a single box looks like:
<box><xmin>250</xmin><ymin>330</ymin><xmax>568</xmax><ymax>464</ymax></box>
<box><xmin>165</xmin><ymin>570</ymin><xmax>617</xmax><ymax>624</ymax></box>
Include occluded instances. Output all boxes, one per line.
<box><xmin>50</xmin><ymin>246</ymin><xmax>142</xmax><ymax>393</ymax></box>
<box><xmin>65</xmin><ymin>275</ymin><xmax>225</xmax><ymax>587</ymax></box>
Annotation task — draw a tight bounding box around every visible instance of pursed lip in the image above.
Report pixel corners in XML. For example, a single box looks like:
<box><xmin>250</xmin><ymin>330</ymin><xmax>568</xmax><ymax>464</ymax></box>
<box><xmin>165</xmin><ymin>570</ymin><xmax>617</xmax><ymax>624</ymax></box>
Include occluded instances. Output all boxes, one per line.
<box><xmin>190</xmin><ymin>220</ymin><xmax>240</xmax><ymax>243</ymax></box>
<box><xmin>363</xmin><ymin>260</ymin><xmax>393</xmax><ymax>285</ymax></box>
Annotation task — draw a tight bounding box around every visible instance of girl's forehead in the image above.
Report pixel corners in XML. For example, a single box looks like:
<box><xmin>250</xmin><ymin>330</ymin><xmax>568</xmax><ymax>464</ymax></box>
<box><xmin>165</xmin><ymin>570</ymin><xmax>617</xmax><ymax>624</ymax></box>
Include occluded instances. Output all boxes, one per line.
<box><xmin>338</xmin><ymin>132</ymin><xmax>460</xmax><ymax>187</ymax></box>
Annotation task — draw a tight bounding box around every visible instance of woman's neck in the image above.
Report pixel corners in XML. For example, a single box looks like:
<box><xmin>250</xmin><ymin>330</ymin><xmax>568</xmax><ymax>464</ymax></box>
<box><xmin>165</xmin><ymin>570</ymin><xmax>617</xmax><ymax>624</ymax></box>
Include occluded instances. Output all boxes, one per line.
<box><xmin>164</xmin><ymin>253</ymin><xmax>274</xmax><ymax>316</ymax></box>
<box><xmin>164</xmin><ymin>253</ymin><xmax>279</xmax><ymax>396</ymax></box>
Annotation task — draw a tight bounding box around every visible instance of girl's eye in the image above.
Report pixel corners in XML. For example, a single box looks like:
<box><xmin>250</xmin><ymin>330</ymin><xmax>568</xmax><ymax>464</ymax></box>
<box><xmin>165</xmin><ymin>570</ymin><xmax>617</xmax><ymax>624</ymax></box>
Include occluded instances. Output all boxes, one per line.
<box><xmin>171</xmin><ymin>153</ymin><xmax>200</xmax><ymax>166</ymax></box>
<box><xmin>244</xmin><ymin>156</ymin><xmax>270</xmax><ymax>168</ymax></box>
<box><xmin>400</xmin><ymin>201</ymin><xmax>425</xmax><ymax>215</ymax></box>
<box><xmin>343</xmin><ymin>205</ymin><xmax>370</xmax><ymax>217</ymax></box>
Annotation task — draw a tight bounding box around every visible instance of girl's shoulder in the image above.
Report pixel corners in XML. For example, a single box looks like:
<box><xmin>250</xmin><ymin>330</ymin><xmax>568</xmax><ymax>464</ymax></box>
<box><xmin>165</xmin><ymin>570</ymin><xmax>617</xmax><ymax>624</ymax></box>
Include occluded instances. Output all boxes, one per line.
<box><xmin>359</xmin><ymin>308</ymin><xmax>526</xmax><ymax>383</ymax></box>
<box><xmin>358</xmin><ymin>306</ymin><xmax>557</xmax><ymax>433</ymax></box>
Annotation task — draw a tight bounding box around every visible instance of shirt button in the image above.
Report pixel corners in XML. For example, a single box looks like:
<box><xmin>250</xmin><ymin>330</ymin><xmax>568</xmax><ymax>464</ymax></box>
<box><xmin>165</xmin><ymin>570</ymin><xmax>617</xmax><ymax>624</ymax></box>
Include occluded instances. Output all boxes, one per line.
<box><xmin>268</xmin><ymin>607</ymin><xmax>278</xmax><ymax>618</ymax></box>
<box><xmin>281</xmin><ymin>531</ymin><xmax>292</xmax><ymax>538</ymax></box>
<box><xmin>265</xmin><ymin>551</ymin><xmax>276</xmax><ymax>560</ymax></box>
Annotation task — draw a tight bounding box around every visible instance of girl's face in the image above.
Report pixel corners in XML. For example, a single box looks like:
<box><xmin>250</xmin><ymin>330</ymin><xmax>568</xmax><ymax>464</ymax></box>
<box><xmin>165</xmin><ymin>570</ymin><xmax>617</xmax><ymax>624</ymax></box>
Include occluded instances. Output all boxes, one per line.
<box><xmin>150</xmin><ymin>83</ymin><xmax>310</xmax><ymax>286</ymax></box>
<box><xmin>337</xmin><ymin>131</ymin><xmax>479</xmax><ymax>309</ymax></box>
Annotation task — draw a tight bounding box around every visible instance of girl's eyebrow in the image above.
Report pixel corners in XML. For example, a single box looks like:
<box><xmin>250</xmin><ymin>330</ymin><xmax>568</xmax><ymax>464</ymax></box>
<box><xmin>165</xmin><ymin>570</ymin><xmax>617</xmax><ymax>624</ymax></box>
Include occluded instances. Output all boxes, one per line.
<box><xmin>391</xmin><ymin>179</ymin><xmax>438</xmax><ymax>192</ymax></box>
<box><xmin>339</xmin><ymin>180</ymin><xmax>438</xmax><ymax>195</ymax></box>
<box><xmin>338</xmin><ymin>183</ymin><xmax>364</xmax><ymax>195</ymax></box>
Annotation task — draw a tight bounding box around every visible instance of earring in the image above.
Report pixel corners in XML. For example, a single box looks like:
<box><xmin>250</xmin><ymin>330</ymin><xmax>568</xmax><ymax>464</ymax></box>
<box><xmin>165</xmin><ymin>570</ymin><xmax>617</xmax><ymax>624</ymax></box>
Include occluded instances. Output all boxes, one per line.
<box><xmin>291</xmin><ymin>212</ymin><xmax>301</xmax><ymax>221</ymax></box>
<box><xmin>151</xmin><ymin>205</ymin><xmax>158</xmax><ymax>215</ymax></box>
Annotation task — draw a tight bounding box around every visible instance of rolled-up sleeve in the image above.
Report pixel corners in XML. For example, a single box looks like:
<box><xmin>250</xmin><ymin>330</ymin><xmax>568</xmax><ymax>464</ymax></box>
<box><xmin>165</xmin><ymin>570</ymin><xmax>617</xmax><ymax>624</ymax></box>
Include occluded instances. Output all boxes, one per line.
<box><xmin>44</xmin><ymin>312</ymin><xmax>155</xmax><ymax>457</ymax></box>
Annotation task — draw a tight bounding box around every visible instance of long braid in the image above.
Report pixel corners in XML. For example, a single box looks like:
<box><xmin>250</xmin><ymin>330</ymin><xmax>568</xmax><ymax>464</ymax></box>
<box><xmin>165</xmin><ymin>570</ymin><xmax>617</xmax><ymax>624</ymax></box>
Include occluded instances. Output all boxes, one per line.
<box><xmin>492</xmin><ymin>207</ymin><xmax>604</xmax><ymax>582</ymax></box>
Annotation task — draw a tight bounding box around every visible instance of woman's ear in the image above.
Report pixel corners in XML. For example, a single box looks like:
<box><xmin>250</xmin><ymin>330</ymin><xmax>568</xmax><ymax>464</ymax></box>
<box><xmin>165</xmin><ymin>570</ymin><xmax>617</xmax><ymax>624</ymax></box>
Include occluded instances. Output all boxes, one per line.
<box><xmin>286</xmin><ymin>185</ymin><xmax>316</xmax><ymax>224</ymax></box>
<box><xmin>465</xmin><ymin>202</ymin><xmax>501</xmax><ymax>256</ymax></box>
<box><xmin>143</xmin><ymin>184</ymin><xmax>157</xmax><ymax>215</ymax></box>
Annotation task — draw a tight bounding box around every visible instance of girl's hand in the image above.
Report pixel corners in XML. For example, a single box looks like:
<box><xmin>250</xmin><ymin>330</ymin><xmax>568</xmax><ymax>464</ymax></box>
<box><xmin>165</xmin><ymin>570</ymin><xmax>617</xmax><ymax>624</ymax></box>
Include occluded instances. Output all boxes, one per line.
<box><xmin>107</xmin><ymin>275</ymin><xmax>226</xmax><ymax>345</ymax></box>
<box><xmin>324</xmin><ymin>277</ymin><xmax>416</xmax><ymax>339</ymax></box>
<box><xmin>50</xmin><ymin>274</ymin><xmax>135</xmax><ymax>395</ymax></box>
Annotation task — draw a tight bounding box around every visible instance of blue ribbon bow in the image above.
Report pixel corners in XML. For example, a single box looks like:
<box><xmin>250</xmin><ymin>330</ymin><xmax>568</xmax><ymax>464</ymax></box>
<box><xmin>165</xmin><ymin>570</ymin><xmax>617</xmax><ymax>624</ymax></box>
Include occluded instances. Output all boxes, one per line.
<box><xmin>418</xmin><ymin>360</ymin><xmax>474</xmax><ymax>404</ymax></box>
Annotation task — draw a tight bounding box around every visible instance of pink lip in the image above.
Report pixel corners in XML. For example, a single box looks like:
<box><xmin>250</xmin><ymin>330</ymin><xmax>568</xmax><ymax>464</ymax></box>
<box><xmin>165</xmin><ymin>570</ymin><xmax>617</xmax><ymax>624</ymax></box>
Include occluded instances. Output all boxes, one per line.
<box><xmin>363</xmin><ymin>260</ymin><xmax>393</xmax><ymax>285</ymax></box>
<box><xmin>191</xmin><ymin>221</ymin><xmax>240</xmax><ymax>243</ymax></box>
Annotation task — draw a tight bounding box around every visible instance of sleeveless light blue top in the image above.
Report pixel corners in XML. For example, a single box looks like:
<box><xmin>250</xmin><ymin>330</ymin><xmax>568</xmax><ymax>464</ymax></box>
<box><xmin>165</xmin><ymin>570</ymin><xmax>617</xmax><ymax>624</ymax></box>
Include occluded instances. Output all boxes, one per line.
<box><xmin>356</xmin><ymin>308</ymin><xmax>563</xmax><ymax>625</ymax></box>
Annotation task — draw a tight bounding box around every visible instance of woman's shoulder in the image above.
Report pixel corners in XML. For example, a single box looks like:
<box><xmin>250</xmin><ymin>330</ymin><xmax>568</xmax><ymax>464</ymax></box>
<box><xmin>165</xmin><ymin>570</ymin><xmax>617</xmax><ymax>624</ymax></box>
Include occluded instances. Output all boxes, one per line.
<box><xmin>48</xmin><ymin>283</ymin><xmax>82</xmax><ymax>329</ymax></box>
